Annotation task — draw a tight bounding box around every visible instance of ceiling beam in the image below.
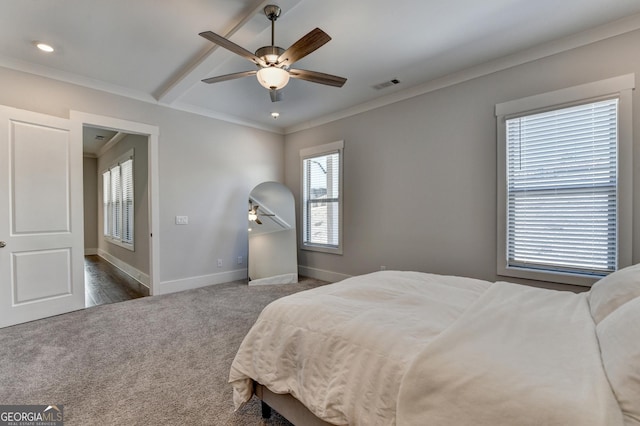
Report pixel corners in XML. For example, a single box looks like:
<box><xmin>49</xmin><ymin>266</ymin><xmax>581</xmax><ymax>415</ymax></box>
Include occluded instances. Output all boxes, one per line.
<box><xmin>155</xmin><ymin>0</ymin><xmax>269</xmax><ymax>104</ymax></box>
<box><xmin>98</xmin><ymin>132</ymin><xmax>128</xmax><ymax>158</ymax></box>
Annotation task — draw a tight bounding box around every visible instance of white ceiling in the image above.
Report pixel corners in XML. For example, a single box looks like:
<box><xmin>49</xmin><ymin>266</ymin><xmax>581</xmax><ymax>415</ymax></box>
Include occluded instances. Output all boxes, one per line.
<box><xmin>2</xmin><ymin>0</ymin><xmax>640</xmax><ymax>134</ymax></box>
<box><xmin>82</xmin><ymin>127</ymin><xmax>118</xmax><ymax>156</ymax></box>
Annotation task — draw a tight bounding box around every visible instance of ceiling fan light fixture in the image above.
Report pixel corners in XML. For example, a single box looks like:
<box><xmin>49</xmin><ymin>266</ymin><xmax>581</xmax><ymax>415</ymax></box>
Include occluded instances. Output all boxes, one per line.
<box><xmin>257</xmin><ymin>67</ymin><xmax>290</xmax><ymax>90</ymax></box>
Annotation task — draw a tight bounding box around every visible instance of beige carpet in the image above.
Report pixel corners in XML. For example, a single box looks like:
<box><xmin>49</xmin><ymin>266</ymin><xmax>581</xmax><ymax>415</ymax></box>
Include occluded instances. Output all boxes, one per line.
<box><xmin>0</xmin><ymin>277</ymin><xmax>328</xmax><ymax>425</ymax></box>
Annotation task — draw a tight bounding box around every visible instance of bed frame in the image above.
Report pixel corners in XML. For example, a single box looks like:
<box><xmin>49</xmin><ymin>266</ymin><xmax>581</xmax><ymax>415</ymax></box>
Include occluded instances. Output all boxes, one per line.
<box><xmin>256</xmin><ymin>383</ymin><xmax>334</xmax><ymax>426</ymax></box>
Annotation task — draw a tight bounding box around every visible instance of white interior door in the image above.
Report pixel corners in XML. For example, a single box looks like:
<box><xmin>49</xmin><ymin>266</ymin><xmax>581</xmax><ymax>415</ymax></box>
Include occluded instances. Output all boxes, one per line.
<box><xmin>0</xmin><ymin>105</ymin><xmax>84</xmax><ymax>328</ymax></box>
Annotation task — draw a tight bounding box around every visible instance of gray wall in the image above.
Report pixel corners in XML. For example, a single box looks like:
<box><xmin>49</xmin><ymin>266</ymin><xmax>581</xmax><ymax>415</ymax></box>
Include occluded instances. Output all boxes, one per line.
<box><xmin>0</xmin><ymin>66</ymin><xmax>284</xmax><ymax>290</ymax></box>
<box><xmin>83</xmin><ymin>156</ymin><xmax>98</xmax><ymax>251</ymax></box>
<box><xmin>284</xmin><ymin>28</ymin><xmax>640</xmax><ymax>291</ymax></box>
<box><xmin>97</xmin><ymin>134</ymin><xmax>149</xmax><ymax>274</ymax></box>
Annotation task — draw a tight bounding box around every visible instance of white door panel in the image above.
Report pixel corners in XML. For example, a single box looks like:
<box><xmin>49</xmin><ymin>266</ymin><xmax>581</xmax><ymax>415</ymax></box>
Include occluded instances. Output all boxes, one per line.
<box><xmin>0</xmin><ymin>106</ymin><xmax>84</xmax><ymax>328</ymax></box>
<box><xmin>12</xmin><ymin>121</ymin><xmax>71</xmax><ymax>234</ymax></box>
<box><xmin>12</xmin><ymin>249</ymin><xmax>71</xmax><ymax>303</ymax></box>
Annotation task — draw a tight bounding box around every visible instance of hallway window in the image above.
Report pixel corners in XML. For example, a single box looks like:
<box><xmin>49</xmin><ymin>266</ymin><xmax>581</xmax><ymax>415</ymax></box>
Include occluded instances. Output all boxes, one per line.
<box><xmin>103</xmin><ymin>150</ymin><xmax>134</xmax><ymax>249</ymax></box>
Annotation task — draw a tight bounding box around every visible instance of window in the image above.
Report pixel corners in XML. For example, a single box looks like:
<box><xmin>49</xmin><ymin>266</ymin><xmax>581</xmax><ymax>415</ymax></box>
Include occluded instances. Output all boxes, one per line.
<box><xmin>496</xmin><ymin>75</ymin><xmax>633</xmax><ymax>286</ymax></box>
<box><xmin>301</xmin><ymin>141</ymin><xmax>344</xmax><ymax>254</ymax></box>
<box><xmin>103</xmin><ymin>149</ymin><xmax>134</xmax><ymax>250</ymax></box>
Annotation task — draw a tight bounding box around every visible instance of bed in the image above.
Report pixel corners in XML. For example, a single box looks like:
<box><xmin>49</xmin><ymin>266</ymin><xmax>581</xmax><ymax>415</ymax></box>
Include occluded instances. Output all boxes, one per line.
<box><xmin>229</xmin><ymin>267</ymin><xmax>640</xmax><ymax>425</ymax></box>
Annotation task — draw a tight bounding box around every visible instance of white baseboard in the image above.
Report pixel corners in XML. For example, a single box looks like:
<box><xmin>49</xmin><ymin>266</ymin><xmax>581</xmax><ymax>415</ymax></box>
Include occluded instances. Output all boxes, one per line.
<box><xmin>85</xmin><ymin>248</ymin><xmax>98</xmax><ymax>255</ymax></box>
<box><xmin>97</xmin><ymin>249</ymin><xmax>150</xmax><ymax>289</ymax></box>
<box><xmin>158</xmin><ymin>269</ymin><xmax>248</xmax><ymax>295</ymax></box>
<box><xmin>298</xmin><ymin>265</ymin><xmax>352</xmax><ymax>283</ymax></box>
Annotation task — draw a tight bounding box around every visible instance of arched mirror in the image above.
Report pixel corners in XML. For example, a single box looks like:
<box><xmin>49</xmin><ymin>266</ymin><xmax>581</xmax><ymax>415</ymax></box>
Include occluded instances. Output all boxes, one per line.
<box><xmin>248</xmin><ymin>182</ymin><xmax>297</xmax><ymax>285</ymax></box>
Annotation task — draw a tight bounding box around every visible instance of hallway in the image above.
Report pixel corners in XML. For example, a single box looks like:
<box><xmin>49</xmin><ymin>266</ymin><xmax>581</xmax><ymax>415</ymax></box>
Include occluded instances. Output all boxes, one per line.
<box><xmin>84</xmin><ymin>255</ymin><xmax>148</xmax><ymax>307</ymax></box>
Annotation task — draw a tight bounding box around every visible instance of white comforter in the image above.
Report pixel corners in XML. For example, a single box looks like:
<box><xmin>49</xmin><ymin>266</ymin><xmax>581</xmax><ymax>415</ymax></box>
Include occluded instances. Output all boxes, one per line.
<box><xmin>229</xmin><ymin>271</ymin><xmax>623</xmax><ymax>425</ymax></box>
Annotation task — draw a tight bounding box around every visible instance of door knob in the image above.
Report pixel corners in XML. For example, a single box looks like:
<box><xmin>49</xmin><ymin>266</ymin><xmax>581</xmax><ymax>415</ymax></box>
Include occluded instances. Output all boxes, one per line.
<box><xmin>0</xmin><ymin>241</ymin><xmax>5</xmax><ymax>248</ymax></box>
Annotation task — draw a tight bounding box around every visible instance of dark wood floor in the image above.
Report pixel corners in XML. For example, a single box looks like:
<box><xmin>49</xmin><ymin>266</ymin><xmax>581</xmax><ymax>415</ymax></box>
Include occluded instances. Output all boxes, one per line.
<box><xmin>84</xmin><ymin>255</ymin><xmax>148</xmax><ymax>307</ymax></box>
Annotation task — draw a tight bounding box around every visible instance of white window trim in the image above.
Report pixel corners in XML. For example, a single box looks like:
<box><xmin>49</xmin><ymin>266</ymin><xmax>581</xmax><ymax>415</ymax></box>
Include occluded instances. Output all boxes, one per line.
<box><xmin>496</xmin><ymin>74</ymin><xmax>634</xmax><ymax>286</ymax></box>
<box><xmin>300</xmin><ymin>140</ymin><xmax>344</xmax><ymax>255</ymax></box>
<box><xmin>102</xmin><ymin>148</ymin><xmax>135</xmax><ymax>251</ymax></box>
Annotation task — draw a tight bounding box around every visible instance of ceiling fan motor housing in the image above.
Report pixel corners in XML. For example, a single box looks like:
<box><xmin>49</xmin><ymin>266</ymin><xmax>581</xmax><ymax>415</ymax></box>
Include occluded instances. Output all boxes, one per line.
<box><xmin>255</xmin><ymin>46</ymin><xmax>285</xmax><ymax>65</ymax></box>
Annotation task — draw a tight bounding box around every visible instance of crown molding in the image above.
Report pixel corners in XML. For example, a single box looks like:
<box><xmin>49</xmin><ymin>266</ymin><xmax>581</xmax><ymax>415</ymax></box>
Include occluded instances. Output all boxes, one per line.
<box><xmin>0</xmin><ymin>54</ymin><xmax>155</xmax><ymax>104</ymax></box>
<box><xmin>284</xmin><ymin>12</ymin><xmax>640</xmax><ymax>135</ymax></box>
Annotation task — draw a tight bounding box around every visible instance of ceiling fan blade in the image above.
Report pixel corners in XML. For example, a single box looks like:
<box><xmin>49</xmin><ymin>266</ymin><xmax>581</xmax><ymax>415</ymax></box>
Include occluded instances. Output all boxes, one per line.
<box><xmin>277</xmin><ymin>28</ymin><xmax>331</xmax><ymax>67</ymax></box>
<box><xmin>199</xmin><ymin>31</ymin><xmax>266</xmax><ymax>67</ymax></box>
<box><xmin>270</xmin><ymin>89</ymin><xmax>283</xmax><ymax>102</ymax></box>
<box><xmin>202</xmin><ymin>70</ymin><xmax>257</xmax><ymax>84</ymax></box>
<box><xmin>255</xmin><ymin>217</ymin><xmax>263</xmax><ymax>225</ymax></box>
<box><xmin>289</xmin><ymin>69</ymin><xmax>347</xmax><ymax>87</ymax></box>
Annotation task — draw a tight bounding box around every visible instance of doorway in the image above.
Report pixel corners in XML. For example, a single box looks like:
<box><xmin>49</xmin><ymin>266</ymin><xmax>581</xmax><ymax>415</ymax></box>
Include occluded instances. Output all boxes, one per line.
<box><xmin>73</xmin><ymin>111</ymin><xmax>160</xmax><ymax>305</ymax></box>
<box><xmin>82</xmin><ymin>125</ymin><xmax>152</xmax><ymax>306</ymax></box>
<box><xmin>0</xmin><ymin>107</ymin><xmax>159</xmax><ymax>328</ymax></box>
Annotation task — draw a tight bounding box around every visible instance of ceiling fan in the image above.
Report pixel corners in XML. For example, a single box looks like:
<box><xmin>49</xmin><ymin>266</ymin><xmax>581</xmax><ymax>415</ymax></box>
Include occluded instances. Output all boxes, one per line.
<box><xmin>200</xmin><ymin>4</ymin><xmax>347</xmax><ymax>102</ymax></box>
<box><xmin>248</xmin><ymin>202</ymin><xmax>275</xmax><ymax>225</ymax></box>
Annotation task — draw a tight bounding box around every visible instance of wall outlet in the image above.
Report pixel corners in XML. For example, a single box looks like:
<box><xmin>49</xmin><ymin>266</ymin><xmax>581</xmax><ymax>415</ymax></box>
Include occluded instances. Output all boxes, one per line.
<box><xmin>217</xmin><ymin>258</ymin><xmax>222</xmax><ymax>268</ymax></box>
<box><xmin>175</xmin><ymin>215</ymin><xmax>189</xmax><ymax>225</ymax></box>
<box><xmin>237</xmin><ymin>256</ymin><xmax>243</xmax><ymax>265</ymax></box>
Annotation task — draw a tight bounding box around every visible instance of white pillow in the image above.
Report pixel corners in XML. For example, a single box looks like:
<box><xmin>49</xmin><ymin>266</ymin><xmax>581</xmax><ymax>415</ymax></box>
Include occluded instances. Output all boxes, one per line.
<box><xmin>589</xmin><ymin>263</ymin><xmax>640</xmax><ymax>324</ymax></box>
<box><xmin>596</xmin><ymin>296</ymin><xmax>640</xmax><ymax>425</ymax></box>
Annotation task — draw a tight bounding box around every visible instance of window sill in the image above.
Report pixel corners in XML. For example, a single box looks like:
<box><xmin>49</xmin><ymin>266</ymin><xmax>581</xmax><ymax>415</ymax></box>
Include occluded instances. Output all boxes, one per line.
<box><xmin>497</xmin><ymin>265</ymin><xmax>601</xmax><ymax>287</ymax></box>
<box><xmin>301</xmin><ymin>243</ymin><xmax>342</xmax><ymax>255</ymax></box>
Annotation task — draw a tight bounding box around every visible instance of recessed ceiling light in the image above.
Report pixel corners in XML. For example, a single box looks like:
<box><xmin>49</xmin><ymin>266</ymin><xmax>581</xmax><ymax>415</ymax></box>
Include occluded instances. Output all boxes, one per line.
<box><xmin>35</xmin><ymin>42</ymin><xmax>54</xmax><ymax>53</ymax></box>
<box><xmin>271</xmin><ymin>112</ymin><xmax>280</xmax><ymax>119</ymax></box>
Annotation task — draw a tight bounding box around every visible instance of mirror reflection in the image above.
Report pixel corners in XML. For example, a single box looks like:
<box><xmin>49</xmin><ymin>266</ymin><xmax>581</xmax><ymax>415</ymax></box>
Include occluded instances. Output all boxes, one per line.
<box><xmin>248</xmin><ymin>182</ymin><xmax>298</xmax><ymax>285</ymax></box>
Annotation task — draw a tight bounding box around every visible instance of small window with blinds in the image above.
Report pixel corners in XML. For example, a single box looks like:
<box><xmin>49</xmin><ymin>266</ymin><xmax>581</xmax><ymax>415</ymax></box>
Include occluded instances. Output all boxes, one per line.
<box><xmin>102</xmin><ymin>149</ymin><xmax>134</xmax><ymax>250</ymax></box>
<box><xmin>505</xmin><ymin>99</ymin><xmax>618</xmax><ymax>277</ymax></box>
<box><xmin>301</xmin><ymin>141</ymin><xmax>343</xmax><ymax>254</ymax></box>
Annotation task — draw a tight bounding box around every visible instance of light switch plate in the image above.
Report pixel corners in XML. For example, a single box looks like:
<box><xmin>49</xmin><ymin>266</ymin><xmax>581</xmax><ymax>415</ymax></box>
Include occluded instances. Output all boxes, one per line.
<box><xmin>175</xmin><ymin>215</ymin><xmax>189</xmax><ymax>225</ymax></box>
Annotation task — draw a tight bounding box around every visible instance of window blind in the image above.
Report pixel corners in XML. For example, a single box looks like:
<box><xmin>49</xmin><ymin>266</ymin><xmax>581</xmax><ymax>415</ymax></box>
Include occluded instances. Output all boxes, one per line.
<box><xmin>505</xmin><ymin>98</ymin><xmax>618</xmax><ymax>276</ymax></box>
<box><xmin>110</xmin><ymin>164</ymin><xmax>122</xmax><ymax>239</ymax></box>
<box><xmin>102</xmin><ymin>153</ymin><xmax>134</xmax><ymax>248</ymax></box>
<box><xmin>303</xmin><ymin>152</ymin><xmax>340</xmax><ymax>247</ymax></box>
<box><xmin>121</xmin><ymin>158</ymin><xmax>134</xmax><ymax>244</ymax></box>
<box><xmin>103</xmin><ymin>170</ymin><xmax>111</xmax><ymax>237</ymax></box>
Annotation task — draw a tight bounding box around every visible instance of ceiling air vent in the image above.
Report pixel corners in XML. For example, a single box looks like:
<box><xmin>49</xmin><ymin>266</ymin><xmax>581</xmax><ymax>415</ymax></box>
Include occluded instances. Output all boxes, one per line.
<box><xmin>372</xmin><ymin>78</ymin><xmax>400</xmax><ymax>90</ymax></box>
